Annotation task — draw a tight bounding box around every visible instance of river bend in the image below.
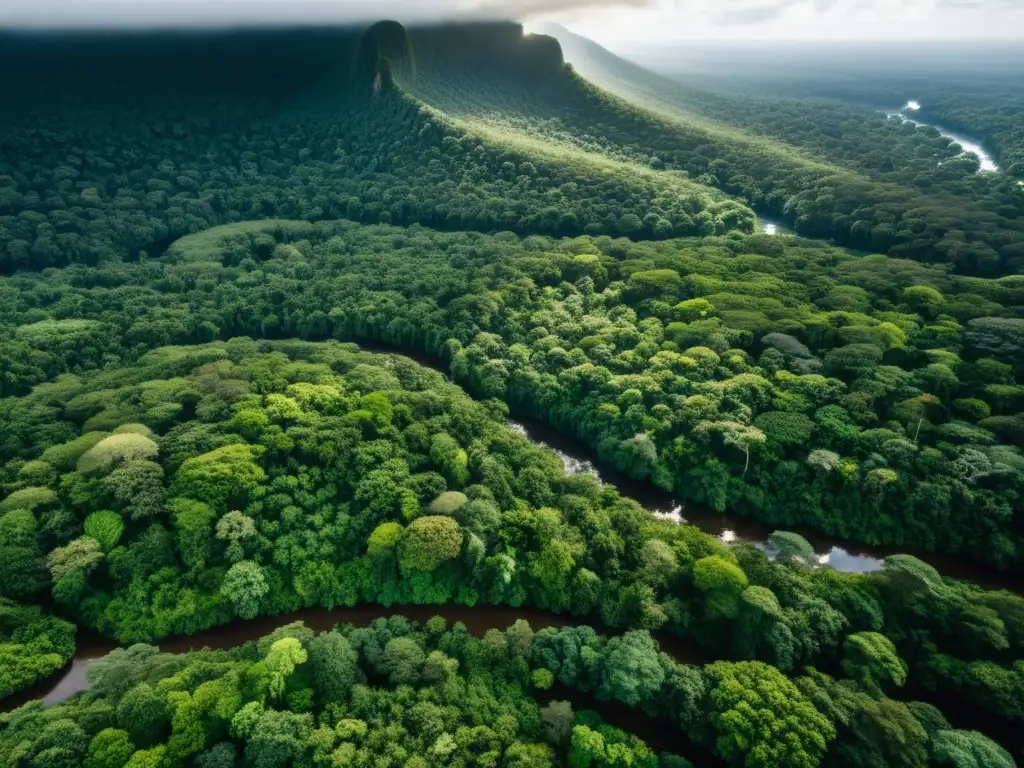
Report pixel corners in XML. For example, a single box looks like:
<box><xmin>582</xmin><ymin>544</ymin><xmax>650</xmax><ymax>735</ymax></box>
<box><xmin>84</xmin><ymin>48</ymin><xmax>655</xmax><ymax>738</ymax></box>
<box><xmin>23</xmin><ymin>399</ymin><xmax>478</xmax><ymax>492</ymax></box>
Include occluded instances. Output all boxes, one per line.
<box><xmin>890</xmin><ymin>100</ymin><xmax>1000</xmax><ymax>172</ymax></box>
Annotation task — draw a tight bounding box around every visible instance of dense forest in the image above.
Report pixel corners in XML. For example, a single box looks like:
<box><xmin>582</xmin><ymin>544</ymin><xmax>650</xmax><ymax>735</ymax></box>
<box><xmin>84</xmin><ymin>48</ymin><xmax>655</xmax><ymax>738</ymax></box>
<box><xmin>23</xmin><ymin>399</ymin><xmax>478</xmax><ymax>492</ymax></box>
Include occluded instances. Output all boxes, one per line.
<box><xmin>2</xmin><ymin>339</ymin><xmax>1022</xmax><ymax>766</ymax></box>
<box><xmin>0</xmin><ymin>617</ymin><xmax>687</xmax><ymax>768</ymax></box>
<box><xmin>4</xmin><ymin>221</ymin><xmax>1022</xmax><ymax>568</ymax></box>
<box><xmin>1</xmin><ymin>20</ymin><xmax>1023</xmax><ymax>768</ymax></box>
<box><xmin>10</xmin><ymin>615</ymin><xmax>1004</xmax><ymax>768</ymax></box>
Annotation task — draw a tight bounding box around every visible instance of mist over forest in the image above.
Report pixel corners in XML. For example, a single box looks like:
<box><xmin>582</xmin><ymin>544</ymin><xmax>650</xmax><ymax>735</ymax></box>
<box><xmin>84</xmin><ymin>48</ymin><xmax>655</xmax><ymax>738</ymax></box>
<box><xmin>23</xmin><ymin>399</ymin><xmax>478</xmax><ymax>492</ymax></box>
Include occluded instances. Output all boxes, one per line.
<box><xmin>619</xmin><ymin>39</ymin><xmax>1024</xmax><ymax>77</ymax></box>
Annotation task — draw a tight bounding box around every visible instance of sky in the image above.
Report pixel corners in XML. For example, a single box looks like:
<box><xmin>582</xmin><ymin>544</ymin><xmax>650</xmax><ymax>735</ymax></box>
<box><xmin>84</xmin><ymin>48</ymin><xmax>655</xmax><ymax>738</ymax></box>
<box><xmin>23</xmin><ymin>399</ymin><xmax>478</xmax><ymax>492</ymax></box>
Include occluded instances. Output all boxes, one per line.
<box><xmin>553</xmin><ymin>0</ymin><xmax>1024</xmax><ymax>44</ymax></box>
<box><xmin>1</xmin><ymin>0</ymin><xmax>1021</xmax><ymax>42</ymax></box>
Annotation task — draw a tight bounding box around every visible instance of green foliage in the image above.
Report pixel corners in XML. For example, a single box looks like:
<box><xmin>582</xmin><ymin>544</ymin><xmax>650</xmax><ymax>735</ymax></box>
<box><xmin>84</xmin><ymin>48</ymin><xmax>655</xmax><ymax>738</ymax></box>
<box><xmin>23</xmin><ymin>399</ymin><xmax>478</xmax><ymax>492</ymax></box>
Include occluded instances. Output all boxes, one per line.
<box><xmin>570</xmin><ymin>725</ymin><xmax>606</xmax><ymax>768</ymax></box>
<box><xmin>0</xmin><ymin>509</ymin><xmax>48</xmax><ymax>598</ymax></box>
<box><xmin>116</xmin><ymin>682</ymin><xmax>170</xmax><ymax>748</ymax></box>
<box><xmin>47</xmin><ymin>537</ymin><xmax>104</xmax><ymax>584</ymax></box>
<box><xmin>693</xmin><ymin>557</ymin><xmax>748</xmax><ymax>619</ymax></box>
<box><xmin>0</xmin><ymin>598</ymin><xmax>76</xmax><ymax>699</ymax></box>
<box><xmin>17</xmin><ymin>460</ymin><xmax>57</xmax><ymax>487</ymax></box>
<box><xmin>40</xmin><ymin>433</ymin><xmax>112</xmax><ymax>472</ymax></box>
<box><xmin>381</xmin><ymin>636</ymin><xmax>426</xmax><ymax>685</ymax></box>
<box><xmin>2</xmin><ymin>215</ymin><xmax>1022</xmax><ymax>570</ymax></box>
<box><xmin>0</xmin><ymin>336</ymin><xmax>1017</xmax><ymax>758</ymax></box>
<box><xmin>124</xmin><ymin>746</ymin><xmax>168</xmax><ymax>768</ymax></box>
<box><xmin>221</xmin><ymin>561</ymin><xmax>269</xmax><ymax>620</ymax></box>
<box><xmin>215</xmin><ymin>510</ymin><xmax>256</xmax><ymax>541</ymax></box>
<box><xmin>103</xmin><ymin>461</ymin><xmax>166</xmax><ymax>521</ymax></box>
<box><xmin>931</xmin><ymin>729</ymin><xmax>1015</xmax><ymax>768</ymax></box>
<box><xmin>903</xmin><ymin>286</ymin><xmax>946</xmax><ymax>319</ymax></box>
<box><xmin>84</xmin><ymin>511</ymin><xmax>125</xmax><ymax>553</ymax></box>
<box><xmin>532</xmin><ymin>668</ymin><xmax>555</xmax><ymax>690</ymax></box>
<box><xmin>306</xmin><ymin>632</ymin><xmax>360</xmax><ymax>702</ymax></box>
<box><xmin>429</xmin><ymin>491</ymin><xmax>469</xmax><ymax>516</ymax></box>
<box><xmin>77</xmin><ymin>434</ymin><xmax>159</xmax><ymax>476</ymax></box>
<box><xmin>842</xmin><ymin>632</ymin><xmax>907</xmax><ymax>698</ymax></box>
<box><xmin>399</xmin><ymin>516</ymin><xmax>465</xmax><ymax>574</ymax></box>
<box><xmin>846</xmin><ymin>695</ymin><xmax>929</xmax><ymax>768</ymax></box>
<box><xmin>598</xmin><ymin>631</ymin><xmax>666</xmax><ymax>707</ymax></box>
<box><xmin>172</xmin><ymin>499</ymin><xmax>218</xmax><ymax>571</ymax></box>
<box><xmin>541</xmin><ymin>700</ymin><xmax>574</xmax><ymax>746</ymax></box>
<box><xmin>84</xmin><ymin>729</ymin><xmax>136</xmax><ymax>768</ymax></box>
<box><xmin>0</xmin><ymin>487</ymin><xmax>58</xmax><ymax>515</ymax></box>
<box><xmin>173</xmin><ymin>445</ymin><xmax>265</xmax><ymax>511</ymax></box>
<box><xmin>0</xmin><ymin>30</ymin><xmax>1022</xmax><ymax>762</ymax></box>
<box><xmin>522</xmin><ymin>26</ymin><xmax>1024</xmax><ymax>277</ymax></box>
<box><xmin>700</xmin><ymin>661</ymin><xmax>834</xmax><ymax>768</ymax></box>
<box><xmin>0</xmin><ymin>28</ymin><xmax>751</xmax><ymax>294</ymax></box>
<box><xmin>367</xmin><ymin>522</ymin><xmax>405</xmax><ymax>561</ymax></box>
<box><xmin>265</xmin><ymin>637</ymin><xmax>308</xmax><ymax>700</ymax></box>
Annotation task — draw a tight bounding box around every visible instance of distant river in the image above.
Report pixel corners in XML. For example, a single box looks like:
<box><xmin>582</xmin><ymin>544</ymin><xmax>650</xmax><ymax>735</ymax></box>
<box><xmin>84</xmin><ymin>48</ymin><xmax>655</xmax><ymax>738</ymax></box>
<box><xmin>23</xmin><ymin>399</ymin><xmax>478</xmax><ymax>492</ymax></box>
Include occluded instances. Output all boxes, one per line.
<box><xmin>757</xmin><ymin>216</ymin><xmax>792</xmax><ymax>236</ymax></box>
<box><xmin>758</xmin><ymin>104</ymin><xmax>1004</xmax><ymax>235</ymax></box>
<box><xmin>890</xmin><ymin>101</ymin><xmax>1000</xmax><ymax>173</ymax></box>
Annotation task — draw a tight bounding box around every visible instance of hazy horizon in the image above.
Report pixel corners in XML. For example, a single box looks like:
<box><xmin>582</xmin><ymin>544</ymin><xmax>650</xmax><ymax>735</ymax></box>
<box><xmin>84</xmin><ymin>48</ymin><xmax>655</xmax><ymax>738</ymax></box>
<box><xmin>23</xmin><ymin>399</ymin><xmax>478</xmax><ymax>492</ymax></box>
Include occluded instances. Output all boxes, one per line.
<box><xmin>2</xmin><ymin>0</ymin><xmax>1022</xmax><ymax>44</ymax></box>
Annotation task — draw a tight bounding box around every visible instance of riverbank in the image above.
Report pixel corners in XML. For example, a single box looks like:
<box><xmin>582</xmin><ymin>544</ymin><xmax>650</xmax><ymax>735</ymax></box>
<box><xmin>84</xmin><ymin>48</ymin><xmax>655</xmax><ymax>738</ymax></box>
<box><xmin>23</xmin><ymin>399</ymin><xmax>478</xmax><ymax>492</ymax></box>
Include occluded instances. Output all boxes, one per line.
<box><xmin>357</xmin><ymin>341</ymin><xmax>1021</xmax><ymax>592</ymax></box>
<box><xmin>2</xmin><ymin>339</ymin><xmax>1019</xmax><ymax>762</ymax></box>
<box><xmin>0</xmin><ymin>604</ymin><xmax>706</xmax><ymax>714</ymax></box>
<box><xmin>890</xmin><ymin>101</ymin><xmax>1000</xmax><ymax>172</ymax></box>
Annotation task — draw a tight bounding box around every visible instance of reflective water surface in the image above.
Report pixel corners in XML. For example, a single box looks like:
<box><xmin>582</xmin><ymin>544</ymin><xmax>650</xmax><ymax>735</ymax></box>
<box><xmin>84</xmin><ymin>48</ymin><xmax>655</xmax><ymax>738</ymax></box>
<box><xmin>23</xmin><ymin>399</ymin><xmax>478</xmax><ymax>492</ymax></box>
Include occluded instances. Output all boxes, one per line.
<box><xmin>893</xmin><ymin>100</ymin><xmax>999</xmax><ymax>172</ymax></box>
<box><xmin>364</xmin><ymin>343</ymin><xmax>1018</xmax><ymax>588</ymax></box>
<box><xmin>509</xmin><ymin>417</ymin><xmax>885</xmax><ymax>575</ymax></box>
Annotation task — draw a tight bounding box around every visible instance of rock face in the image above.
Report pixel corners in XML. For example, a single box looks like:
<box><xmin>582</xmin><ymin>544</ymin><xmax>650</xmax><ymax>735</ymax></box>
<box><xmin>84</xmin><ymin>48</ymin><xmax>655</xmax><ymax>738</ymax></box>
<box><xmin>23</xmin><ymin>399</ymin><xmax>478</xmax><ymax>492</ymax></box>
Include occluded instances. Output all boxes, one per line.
<box><xmin>353</xmin><ymin>21</ymin><xmax>567</xmax><ymax>95</ymax></box>
<box><xmin>356</xmin><ymin>20</ymin><xmax>415</xmax><ymax>93</ymax></box>
<box><xmin>518</xmin><ymin>33</ymin><xmax>566</xmax><ymax>79</ymax></box>
<box><xmin>409</xmin><ymin>22</ymin><xmax>566</xmax><ymax>81</ymax></box>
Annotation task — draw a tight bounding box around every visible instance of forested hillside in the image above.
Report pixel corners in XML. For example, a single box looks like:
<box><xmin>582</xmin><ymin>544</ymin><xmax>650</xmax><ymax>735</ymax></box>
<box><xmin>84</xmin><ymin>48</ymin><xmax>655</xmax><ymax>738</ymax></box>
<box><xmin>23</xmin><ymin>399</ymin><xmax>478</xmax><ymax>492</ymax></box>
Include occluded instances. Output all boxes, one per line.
<box><xmin>1</xmin><ymin>21</ymin><xmax>1022</xmax><ymax>768</ymax></box>
<box><xmin>639</xmin><ymin>39</ymin><xmax>1024</xmax><ymax>181</ymax></box>
<box><xmin>0</xmin><ymin>27</ymin><xmax>750</xmax><ymax>275</ymax></box>
<box><xmin>535</xmin><ymin>25</ymin><xmax>1024</xmax><ymax>276</ymax></box>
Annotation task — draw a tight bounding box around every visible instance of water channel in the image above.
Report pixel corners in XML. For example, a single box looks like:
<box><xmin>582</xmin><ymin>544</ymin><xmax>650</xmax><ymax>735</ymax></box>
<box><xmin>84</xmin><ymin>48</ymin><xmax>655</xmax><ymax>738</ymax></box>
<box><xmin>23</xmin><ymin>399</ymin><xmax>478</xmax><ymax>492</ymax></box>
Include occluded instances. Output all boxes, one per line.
<box><xmin>365</xmin><ymin>341</ymin><xmax>887</xmax><ymax>573</ymax></box>
<box><xmin>2</xmin><ymin>604</ymin><xmax>715</xmax><ymax>763</ymax></box>
<box><xmin>759</xmin><ymin>102</ymin><xmax>1007</xmax><ymax>238</ymax></box>
<box><xmin>756</xmin><ymin>216</ymin><xmax>792</xmax><ymax>236</ymax></box>
<box><xmin>5</xmin><ymin>342</ymin><xmax>1018</xmax><ymax>732</ymax></box>
<box><xmin>362</xmin><ymin>341</ymin><xmax>1021</xmax><ymax>590</ymax></box>
<box><xmin>509</xmin><ymin>417</ymin><xmax>885</xmax><ymax>574</ymax></box>
<box><xmin>889</xmin><ymin>100</ymin><xmax>1000</xmax><ymax>173</ymax></box>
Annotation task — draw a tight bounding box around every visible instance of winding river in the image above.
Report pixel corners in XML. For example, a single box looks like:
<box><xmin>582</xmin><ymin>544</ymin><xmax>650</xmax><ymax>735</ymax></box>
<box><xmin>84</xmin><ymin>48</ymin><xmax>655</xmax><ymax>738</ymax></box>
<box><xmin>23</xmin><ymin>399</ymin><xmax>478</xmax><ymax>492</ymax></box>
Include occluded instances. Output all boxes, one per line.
<box><xmin>2</xmin><ymin>604</ymin><xmax>713</xmax><ymax>765</ymax></box>
<box><xmin>890</xmin><ymin>101</ymin><xmax>1000</xmax><ymax>173</ymax></box>
<box><xmin>760</xmin><ymin>103</ymin><xmax>1005</xmax><ymax>238</ymax></box>
<box><xmin>364</xmin><ymin>342</ymin><xmax>1022</xmax><ymax>591</ymax></box>
<box><xmin>4</xmin><ymin>341</ymin><xmax>1018</xmax><ymax>721</ymax></box>
<box><xmin>508</xmin><ymin>417</ymin><xmax>884</xmax><ymax>574</ymax></box>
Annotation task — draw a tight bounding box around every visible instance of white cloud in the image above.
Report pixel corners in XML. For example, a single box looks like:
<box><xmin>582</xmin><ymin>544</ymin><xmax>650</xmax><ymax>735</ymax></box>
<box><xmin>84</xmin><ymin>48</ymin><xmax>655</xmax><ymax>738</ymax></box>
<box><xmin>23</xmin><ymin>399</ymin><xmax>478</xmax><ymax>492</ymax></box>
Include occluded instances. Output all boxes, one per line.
<box><xmin>0</xmin><ymin>0</ymin><xmax>446</xmax><ymax>28</ymax></box>
<box><xmin>0</xmin><ymin>0</ymin><xmax>655</xmax><ymax>29</ymax></box>
<box><xmin>539</xmin><ymin>0</ymin><xmax>1024</xmax><ymax>42</ymax></box>
<box><xmin>0</xmin><ymin>0</ymin><xmax>1019</xmax><ymax>39</ymax></box>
